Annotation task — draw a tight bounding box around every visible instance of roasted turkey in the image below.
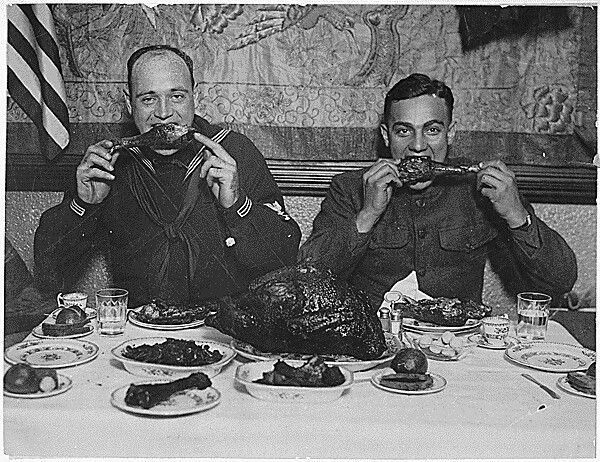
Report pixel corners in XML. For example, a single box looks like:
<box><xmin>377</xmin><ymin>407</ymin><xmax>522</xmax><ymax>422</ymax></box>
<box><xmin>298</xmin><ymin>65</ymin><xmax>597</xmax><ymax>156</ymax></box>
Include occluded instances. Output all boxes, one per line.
<box><xmin>204</xmin><ymin>264</ymin><xmax>387</xmax><ymax>360</ymax></box>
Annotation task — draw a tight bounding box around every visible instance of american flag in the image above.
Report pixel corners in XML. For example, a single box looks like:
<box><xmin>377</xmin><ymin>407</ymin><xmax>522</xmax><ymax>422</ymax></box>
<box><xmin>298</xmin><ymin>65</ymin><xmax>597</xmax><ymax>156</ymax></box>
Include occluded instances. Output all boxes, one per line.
<box><xmin>8</xmin><ymin>4</ymin><xmax>70</xmax><ymax>160</ymax></box>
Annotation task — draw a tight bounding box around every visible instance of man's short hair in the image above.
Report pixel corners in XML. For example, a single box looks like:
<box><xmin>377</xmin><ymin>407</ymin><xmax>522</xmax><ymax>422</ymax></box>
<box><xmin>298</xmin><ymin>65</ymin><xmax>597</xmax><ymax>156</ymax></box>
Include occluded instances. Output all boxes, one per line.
<box><xmin>127</xmin><ymin>45</ymin><xmax>195</xmax><ymax>94</ymax></box>
<box><xmin>383</xmin><ymin>73</ymin><xmax>454</xmax><ymax>123</ymax></box>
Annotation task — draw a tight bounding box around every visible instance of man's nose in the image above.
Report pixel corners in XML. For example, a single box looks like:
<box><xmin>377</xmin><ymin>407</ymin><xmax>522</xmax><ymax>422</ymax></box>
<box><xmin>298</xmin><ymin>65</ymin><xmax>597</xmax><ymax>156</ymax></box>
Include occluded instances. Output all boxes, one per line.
<box><xmin>155</xmin><ymin>98</ymin><xmax>173</xmax><ymax>119</ymax></box>
<box><xmin>409</xmin><ymin>132</ymin><xmax>427</xmax><ymax>153</ymax></box>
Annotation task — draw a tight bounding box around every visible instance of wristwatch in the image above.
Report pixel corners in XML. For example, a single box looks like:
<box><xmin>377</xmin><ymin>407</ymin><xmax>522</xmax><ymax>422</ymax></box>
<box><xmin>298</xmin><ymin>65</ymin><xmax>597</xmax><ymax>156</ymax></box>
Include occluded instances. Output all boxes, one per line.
<box><xmin>511</xmin><ymin>213</ymin><xmax>532</xmax><ymax>231</ymax></box>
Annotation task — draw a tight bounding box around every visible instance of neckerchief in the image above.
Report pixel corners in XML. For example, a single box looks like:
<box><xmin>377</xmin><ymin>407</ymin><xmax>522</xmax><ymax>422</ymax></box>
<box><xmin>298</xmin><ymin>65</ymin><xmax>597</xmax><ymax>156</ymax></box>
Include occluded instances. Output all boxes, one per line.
<box><xmin>125</xmin><ymin>127</ymin><xmax>230</xmax><ymax>301</ymax></box>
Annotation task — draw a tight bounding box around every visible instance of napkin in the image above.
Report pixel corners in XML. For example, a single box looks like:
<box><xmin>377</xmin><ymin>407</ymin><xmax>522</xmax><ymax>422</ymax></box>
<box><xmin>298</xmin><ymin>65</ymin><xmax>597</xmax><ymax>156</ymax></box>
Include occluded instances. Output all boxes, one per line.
<box><xmin>379</xmin><ymin>271</ymin><xmax>432</xmax><ymax>310</ymax></box>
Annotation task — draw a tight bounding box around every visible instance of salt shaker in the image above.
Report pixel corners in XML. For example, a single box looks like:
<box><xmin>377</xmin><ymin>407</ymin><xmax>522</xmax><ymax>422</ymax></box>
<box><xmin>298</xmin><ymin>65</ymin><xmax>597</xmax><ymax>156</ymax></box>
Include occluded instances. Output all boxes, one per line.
<box><xmin>378</xmin><ymin>307</ymin><xmax>391</xmax><ymax>333</ymax></box>
<box><xmin>390</xmin><ymin>311</ymin><xmax>403</xmax><ymax>337</ymax></box>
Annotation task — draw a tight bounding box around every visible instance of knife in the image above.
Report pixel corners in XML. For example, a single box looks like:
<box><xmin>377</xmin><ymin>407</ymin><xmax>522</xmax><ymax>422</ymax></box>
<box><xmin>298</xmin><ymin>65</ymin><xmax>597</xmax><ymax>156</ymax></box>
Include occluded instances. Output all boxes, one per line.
<box><xmin>521</xmin><ymin>373</ymin><xmax>561</xmax><ymax>399</ymax></box>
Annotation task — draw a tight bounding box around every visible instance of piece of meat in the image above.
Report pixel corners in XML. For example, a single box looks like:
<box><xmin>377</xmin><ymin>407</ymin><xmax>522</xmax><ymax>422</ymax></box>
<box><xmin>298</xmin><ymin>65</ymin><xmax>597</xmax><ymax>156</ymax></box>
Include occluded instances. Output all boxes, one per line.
<box><xmin>395</xmin><ymin>297</ymin><xmax>492</xmax><ymax>327</ymax></box>
<box><xmin>205</xmin><ymin>264</ymin><xmax>387</xmax><ymax>360</ymax></box>
<box><xmin>124</xmin><ymin>372</ymin><xmax>212</xmax><ymax>409</ymax></box>
<box><xmin>113</xmin><ymin>123</ymin><xmax>195</xmax><ymax>150</ymax></box>
<box><xmin>396</xmin><ymin>156</ymin><xmax>480</xmax><ymax>184</ymax></box>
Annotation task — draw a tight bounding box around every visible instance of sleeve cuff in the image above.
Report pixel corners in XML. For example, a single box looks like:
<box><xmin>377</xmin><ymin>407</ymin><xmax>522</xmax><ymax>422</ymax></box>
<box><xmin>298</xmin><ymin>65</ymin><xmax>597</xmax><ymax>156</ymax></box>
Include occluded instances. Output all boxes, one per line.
<box><xmin>221</xmin><ymin>194</ymin><xmax>252</xmax><ymax>224</ymax></box>
<box><xmin>70</xmin><ymin>197</ymin><xmax>102</xmax><ymax>217</ymax></box>
<box><xmin>510</xmin><ymin>214</ymin><xmax>541</xmax><ymax>249</ymax></box>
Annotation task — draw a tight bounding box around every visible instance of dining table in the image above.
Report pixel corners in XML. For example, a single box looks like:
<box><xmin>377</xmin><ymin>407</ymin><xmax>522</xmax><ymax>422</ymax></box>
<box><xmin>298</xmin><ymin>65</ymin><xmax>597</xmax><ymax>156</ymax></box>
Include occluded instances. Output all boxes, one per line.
<box><xmin>3</xmin><ymin>315</ymin><xmax>596</xmax><ymax>460</ymax></box>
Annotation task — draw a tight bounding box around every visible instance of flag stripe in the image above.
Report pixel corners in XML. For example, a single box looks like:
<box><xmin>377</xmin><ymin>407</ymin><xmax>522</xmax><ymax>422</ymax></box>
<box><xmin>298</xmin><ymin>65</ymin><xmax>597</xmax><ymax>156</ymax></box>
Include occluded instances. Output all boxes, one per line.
<box><xmin>7</xmin><ymin>4</ymin><xmax>70</xmax><ymax>159</ymax></box>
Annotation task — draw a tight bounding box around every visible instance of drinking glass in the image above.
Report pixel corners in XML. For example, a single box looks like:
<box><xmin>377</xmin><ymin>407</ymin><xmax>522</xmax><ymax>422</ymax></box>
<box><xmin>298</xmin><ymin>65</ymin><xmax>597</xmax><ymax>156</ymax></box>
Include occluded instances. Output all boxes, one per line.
<box><xmin>96</xmin><ymin>288</ymin><xmax>128</xmax><ymax>335</ymax></box>
<box><xmin>516</xmin><ymin>292</ymin><xmax>551</xmax><ymax>341</ymax></box>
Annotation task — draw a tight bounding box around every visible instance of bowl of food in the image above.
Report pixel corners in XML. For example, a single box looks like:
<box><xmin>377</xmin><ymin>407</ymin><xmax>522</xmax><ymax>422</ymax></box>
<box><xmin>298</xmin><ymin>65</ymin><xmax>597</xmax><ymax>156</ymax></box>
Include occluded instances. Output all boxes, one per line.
<box><xmin>111</xmin><ymin>337</ymin><xmax>236</xmax><ymax>379</ymax></box>
<box><xmin>409</xmin><ymin>331</ymin><xmax>477</xmax><ymax>361</ymax></box>
<box><xmin>235</xmin><ymin>356</ymin><xmax>354</xmax><ymax>403</ymax></box>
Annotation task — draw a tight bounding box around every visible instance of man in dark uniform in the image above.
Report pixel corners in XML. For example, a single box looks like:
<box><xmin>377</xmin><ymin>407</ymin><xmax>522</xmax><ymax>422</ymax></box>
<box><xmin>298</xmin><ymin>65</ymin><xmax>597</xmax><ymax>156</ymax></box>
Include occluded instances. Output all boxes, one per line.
<box><xmin>34</xmin><ymin>45</ymin><xmax>301</xmax><ymax>306</ymax></box>
<box><xmin>300</xmin><ymin>73</ymin><xmax>576</xmax><ymax>310</ymax></box>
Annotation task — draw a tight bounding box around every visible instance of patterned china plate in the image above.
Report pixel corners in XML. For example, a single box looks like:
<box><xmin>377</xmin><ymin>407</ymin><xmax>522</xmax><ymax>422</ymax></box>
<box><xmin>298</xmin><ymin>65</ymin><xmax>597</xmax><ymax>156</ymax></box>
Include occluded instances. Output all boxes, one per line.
<box><xmin>4</xmin><ymin>339</ymin><xmax>100</xmax><ymax>368</ymax></box>
<box><xmin>110</xmin><ymin>382</ymin><xmax>221</xmax><ymax>416</ymax></box>
<box><xmin>504</xmin><ymin>342</ymin><xmax>596</xmax><ymax>373</ymax></box>
<box><xmin>32</xmin><ymin>324</ymin><xmax>94</xmax><ymax>340</ymax></box>
<box><xmin>556</xmin><ymin>376</ymin><xmax>596</xmax><ymax>399</ymax></box>
<box><xmin>370</xmin><ymin>367</ymin><xmax>447</xmax><ymax>395</ymax></box>
<box><xmin>128</xmin><ymin>309</ymin><xmax>205</xmax><ymax>330</ymax></box>
<box><xmin>230</xmin><ymin>339</ymin><xmax>395</xmax><ymax>373</ymax></box>
<box><xmin>402</xmin><ymin>318</ymin><xmax>481</xmax><ymax>334</ymax></box>
<box><xmin>3</xmin><ymin>374</ymin><xmax>73</xmax><ymax>399</ymax></box>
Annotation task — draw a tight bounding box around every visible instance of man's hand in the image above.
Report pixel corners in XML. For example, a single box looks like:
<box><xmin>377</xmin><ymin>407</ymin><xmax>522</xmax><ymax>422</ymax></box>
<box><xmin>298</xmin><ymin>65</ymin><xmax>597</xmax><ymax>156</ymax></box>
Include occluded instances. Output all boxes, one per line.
<box><xmin>356</xmin><ymin>159</ymin><xmax>403</xmax><ymax>233</ymax></box>
<box><xmin>477</xmin><ymin>160</ymin><xmax>529</xmax><ymax>228</ymax></box>
<box><xmin>76</xmin><ymin>140</ymin><xmax>119</xmax><ymax>204</ymax></box>
<box><xmin>196</xmin><ymin>133</ymin><xmax>240</xmax><ymax>209</ymax></box>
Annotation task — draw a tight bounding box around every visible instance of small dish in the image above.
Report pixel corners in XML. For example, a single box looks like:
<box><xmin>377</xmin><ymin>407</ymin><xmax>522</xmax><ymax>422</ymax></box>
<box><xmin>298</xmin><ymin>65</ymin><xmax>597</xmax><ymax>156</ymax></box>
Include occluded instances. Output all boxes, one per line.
<box><xmin>235</xmin><ymin>361</ymin><xmax>354</xmax><ymax>403</ymax></box>
<box><xmin>111</xmin><ymin>337</ymin><xmax>236</xmax><ymax>379</ymax></box>
<box><xmin>370</xmin><ymin>367</ymin><xmax>447</xmax><ymax>395</ymax></box>
<box><xmin>49</xmin><ymin>308</ymin><xmax>96</xmax><ymax>321</ymax></box>
<box><xmin>407</xmin><ymin>332</ymin><xmax>478</xmax><ymax>361</ymax></box>
<box><xmin>4</xmin><ymin>339</ymin><xmax>100</xmax><ymax>368</ymax></box>
<box><xmin>556</xmin><ymin>376</ymin><xmax>595</xmax><ymax>399</ymax></box>
<box><xmin>467</xmin><ymin>333</ymin><xmax>519</xmax><ymax>350</ymax></box>
<box><xmin>128</xmin><ymin>306</ymin><xmax>207</xmax><ymax>331</ymax></box>
<box><xmin>230</xmin><ymin>339</ymin><xmax>394</xmax><ymax>373</ymax></box>
<box><xmin>3</xmin><ymin>374</ymin><xmax>73</xmax><ymax>399</ymax></box>
<box><xmin>32</xmin><ymin>324</ymin><xmax>94</xmax><ymax>340</ymax></box>
<box><xmin>110</xmin><ymin>381</ymin><xmax>221</xmax><ymax>416</ymax></box>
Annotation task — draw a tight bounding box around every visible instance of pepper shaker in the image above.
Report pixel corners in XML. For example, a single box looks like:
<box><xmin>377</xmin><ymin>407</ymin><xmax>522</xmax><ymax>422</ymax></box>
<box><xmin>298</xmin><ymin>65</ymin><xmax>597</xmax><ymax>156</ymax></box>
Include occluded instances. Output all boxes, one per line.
<box><xmin>378</xmin><ymin>307</ymin><xmax>391</xmax><ymax>333</ymax></box>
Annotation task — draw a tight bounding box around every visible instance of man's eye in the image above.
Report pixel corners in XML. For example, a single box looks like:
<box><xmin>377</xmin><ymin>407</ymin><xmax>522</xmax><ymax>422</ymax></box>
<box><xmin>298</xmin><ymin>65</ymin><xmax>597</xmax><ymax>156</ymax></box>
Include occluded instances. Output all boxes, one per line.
<box><xmin>426</xmin><ymin>126</ymin><xmax>442</xmax><ymax>135</ymax></box>
<box><xmin>394</xmin><ymin>128</ymin><xmax>410</xmax><ymax>136</ymax></box>
<box><xmin>141</xmin><ymin>97</ymin><xmax>156</xmax><ymax>105</ymax></box>
<box><xmin>172</xmin><ymin>94</ymin><xmax>186</xmax><ymax>101</ymax></box>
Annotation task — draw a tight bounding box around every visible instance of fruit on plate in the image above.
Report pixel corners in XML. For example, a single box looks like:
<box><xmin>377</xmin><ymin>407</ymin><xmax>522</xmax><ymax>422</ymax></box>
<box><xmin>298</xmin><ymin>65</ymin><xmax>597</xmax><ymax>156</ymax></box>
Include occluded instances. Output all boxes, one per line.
<box><xmin>55</xmin><ymin>306</ymin><xmax>87</xmax><ymax>324</ymax></box>
<box><xmin>390</xmin><ymin>348</ymin><xmax>428</xmax><ymax>374</ymax></box>
<box><xmin>566</xmin><ymin>362</ymin><xmax>596</xmax><ymax>395</ymax></box>
<box><xmin>4</xmin><ymin>364</ymin><xmax>58</xmax><ymax>394</ymax></box>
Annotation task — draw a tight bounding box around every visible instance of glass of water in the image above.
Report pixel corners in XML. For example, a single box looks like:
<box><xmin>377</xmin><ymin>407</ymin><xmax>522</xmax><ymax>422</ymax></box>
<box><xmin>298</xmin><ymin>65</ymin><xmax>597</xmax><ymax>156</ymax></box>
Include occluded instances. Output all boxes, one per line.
<box><xmin>96</xmin><ymin>288</ymin><xmax>129</xmax><ymax>335</ymax></box>
<box><xmin>516</xmin><ymin>292</ymin><xmax>552</xmax><ymax>341</ymax></box>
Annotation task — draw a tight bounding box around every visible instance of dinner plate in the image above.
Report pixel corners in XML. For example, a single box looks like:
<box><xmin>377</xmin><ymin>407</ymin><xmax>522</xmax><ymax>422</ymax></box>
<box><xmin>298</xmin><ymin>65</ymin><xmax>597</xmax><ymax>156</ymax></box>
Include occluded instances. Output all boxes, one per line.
<box><xmin>402</xmin><ymin>318</ymin><xmax>481</xmax><ymax>334</ymax></box>
<box><xmin>32</xmin><ymin>324</ymin><xmax>94</xmax><ymax>340</ymax></box>
<box><xmin>112</xmin><ymin>337</ymin><xmax>236</xmax><ymax>379</ymax></box>
<box><xmin>370</xmin><ymin>368</ymin><xmax>447</xmax><ymax>395</ymax></box>
<box><xmin>230</xmin><ymin>339</ymin><xmax>395</xmax><ymax>373</ymax></box>
<box><xmin>110</xmin><ymin>382</ymin><xmax>221</xmax><ymax>416</ymax></box>
<box><xmin>128</xmin><ymin>309</ymin><xmax>205</xmax><ymax>330</ymax></box>
<box><xmin>556</xmin><ymin>376</ymin><xmax>595</xmax><ymax>399</ymax></box>
<box><xmin>4</xmin><ymin>339</ymin><xmax>100</xmax><ymax>368</ymax></box>
<box><xmin>467</xmin><ymin>333</ymin><xmax>519</xmax><ymax>350</ymax></box>
<box><xmin>3</xmin><ymin>374</ymin><xmax>72</xmax><ymax>399</ymax></box>
<box><xmin>504</xmin><ymin>342</ymin><xmax>596</xmax><ymax>373</ymax></box>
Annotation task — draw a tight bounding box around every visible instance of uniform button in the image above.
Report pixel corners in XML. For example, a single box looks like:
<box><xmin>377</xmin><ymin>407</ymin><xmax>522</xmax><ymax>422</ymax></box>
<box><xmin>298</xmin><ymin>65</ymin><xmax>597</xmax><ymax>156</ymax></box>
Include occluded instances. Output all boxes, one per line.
<box><xmin>417</xmin><ymin>230</ymin><xmax>427</xmax><ymax>239</ymax></box>
<box><xmin>415</xmin><ymin>200</ymin><xmax>424</xmax><ymax>207</ymax></box>
<box><xmin>417</xmin><ymin>268</ymin><xmax>426</xmax><ymax>276</ymax></box>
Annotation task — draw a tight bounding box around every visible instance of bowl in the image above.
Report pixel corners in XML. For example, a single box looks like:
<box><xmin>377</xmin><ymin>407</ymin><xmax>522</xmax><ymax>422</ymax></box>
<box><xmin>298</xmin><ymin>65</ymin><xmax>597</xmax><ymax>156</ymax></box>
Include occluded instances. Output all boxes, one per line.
<box><xmin>235</xmin><ymin>360</ymin><xmax>354</xmax><ymax>403</ymax></box>
<box><xmin>407</xmin><ymin>331</ymin><xmax>478</xmax><ymax>361</ymax></box>
<box><xmin>111</xmin><ymin>337</ymin><xmax>236</xmax><ymax>379</ymax></box>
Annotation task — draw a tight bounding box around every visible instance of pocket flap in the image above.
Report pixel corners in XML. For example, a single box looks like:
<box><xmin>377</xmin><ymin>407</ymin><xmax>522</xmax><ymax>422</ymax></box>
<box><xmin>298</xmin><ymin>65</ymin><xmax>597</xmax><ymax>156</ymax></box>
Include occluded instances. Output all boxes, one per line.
<box><xmin>439</xmin><ymin>223</ymin><xmax>497</xmax><ymax>251</ymax></box>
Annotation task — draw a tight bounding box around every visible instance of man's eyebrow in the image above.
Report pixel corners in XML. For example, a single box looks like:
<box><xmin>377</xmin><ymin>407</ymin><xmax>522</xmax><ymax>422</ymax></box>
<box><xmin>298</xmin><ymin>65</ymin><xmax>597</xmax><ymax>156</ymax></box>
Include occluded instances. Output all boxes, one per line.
<box><xmin>392</xmin><ymin>119</ymin><xmax>446</xmax><ymax>128</ymax></box>
<box><xmin>135</xmin><ymin>88</ymin><xmax>190</xmax><ymax>98</ymax></box>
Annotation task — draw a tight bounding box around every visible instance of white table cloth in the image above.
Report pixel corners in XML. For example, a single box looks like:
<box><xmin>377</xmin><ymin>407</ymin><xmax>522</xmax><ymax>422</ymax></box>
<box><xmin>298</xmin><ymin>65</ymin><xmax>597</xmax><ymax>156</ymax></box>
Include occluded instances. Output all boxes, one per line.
<box><xmin>4</xmin><ymin>318</ymin><xmax>596</xmax><ymax>459</ymax></box>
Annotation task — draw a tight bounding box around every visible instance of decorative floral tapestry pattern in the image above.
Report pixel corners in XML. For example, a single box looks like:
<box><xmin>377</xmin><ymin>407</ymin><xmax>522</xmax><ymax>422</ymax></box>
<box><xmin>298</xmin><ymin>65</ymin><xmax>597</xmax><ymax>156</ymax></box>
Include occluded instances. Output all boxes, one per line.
<box><xmin>7</xmin><ymin>3</ymin><xmax>592</xmax><ymax>138</ymax></box>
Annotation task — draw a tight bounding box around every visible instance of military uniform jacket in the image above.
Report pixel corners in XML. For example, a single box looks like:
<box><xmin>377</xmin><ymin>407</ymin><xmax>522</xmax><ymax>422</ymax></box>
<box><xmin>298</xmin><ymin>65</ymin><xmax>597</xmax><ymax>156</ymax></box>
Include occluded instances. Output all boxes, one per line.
<box><xmin>299</xmin><ymin>166</ymin><xmax>577</xmax><ymax>310</ymax></box>
<box><xmin>35</xmin><ymin>116</ymin><xmax>301</xmax><ymax>306</ymax></box>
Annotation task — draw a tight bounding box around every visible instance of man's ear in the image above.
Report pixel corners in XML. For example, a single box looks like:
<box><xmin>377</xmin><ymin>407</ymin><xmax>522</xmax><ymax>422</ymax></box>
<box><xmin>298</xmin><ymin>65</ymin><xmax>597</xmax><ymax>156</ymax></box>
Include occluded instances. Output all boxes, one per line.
<box><xmin>380</xmin><ymin>123</ymin><xmax>390</xmax><ymax>147</ymax></box>
<box><xmin>123</xmin><ymin>89</ymin><xmax>132</xmax><ymax>116</ymax></box>
<box><xmin>447</xmin><ymin>120</ymin><xmax>457</xmax><ymax>145</ymax></box>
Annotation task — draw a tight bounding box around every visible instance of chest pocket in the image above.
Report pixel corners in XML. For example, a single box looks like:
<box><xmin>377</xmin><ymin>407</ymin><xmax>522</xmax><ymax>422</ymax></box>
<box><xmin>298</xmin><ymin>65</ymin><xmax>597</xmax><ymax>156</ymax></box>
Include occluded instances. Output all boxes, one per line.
<box><xmin>439</xmin><ymin>222</ymin><xmax>497</xmax><ymax>253</ymax></box>
<box><xmin>369</xmin><ymin>224</ymin><xmax>410</xmax><ymax>249</ymax></box>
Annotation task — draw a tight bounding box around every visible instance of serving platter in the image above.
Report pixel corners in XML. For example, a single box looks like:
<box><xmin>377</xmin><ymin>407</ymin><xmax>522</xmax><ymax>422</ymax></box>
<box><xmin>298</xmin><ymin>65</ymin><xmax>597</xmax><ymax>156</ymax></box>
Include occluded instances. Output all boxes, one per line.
<box><xmin>235</xmin><ymin>361</ymin><xmax>354</xmax><ymax>403</ymax></box>
<box><xmin>504</xmin><ymin>342</ymin><xmax>596</xmax><ymax>373</ymax></box>
<box><xmin>230</xmin><ymin>339</ymin><xmax>395</xmax><ymax>373</ymax></box>
<box><xmin>3</xmin><ymin>374</ymin><xmax>73</xmax><ymax>399</ymax></box>
<box><xmin>128</xmin><ymin>309</ymin><xmax>205</xmax><ymax>330</ymax></box>
<box><xmin>556</xmin><ymin>376</ymin><xmax>595</xmax><ymax>399</ymax></box>
<box><xmin>467</xmin><ymin>333</ymin><xmax>519</xmax><ymax>350</ymax></box>
<box><xmin>110</xmin><ymin>382</ymin><xmax>221</xmax><ymax>416</ymax></box>
<box><xmin>111</xmin><ymin>337</ymin><xmax>236</xmax><ymax>379</ymax></box>
<box><xmin>32</xmin><ymin>324</ymin><xmax>94</xmax><ymax>340</ymax></box>
<box><xmin>4</xmin><ymin>339</ymin><xmax>100</xmax><ymax>368</ymax></box>
<box><xmin>370</xmin><ymin>368</ymin><xmax>447</xmax><ymax>395</ymax></box>
<box><xmin>402</xmin><ymin>318</ymin><xmax>481</xmax><ymax>334</ymax></box>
